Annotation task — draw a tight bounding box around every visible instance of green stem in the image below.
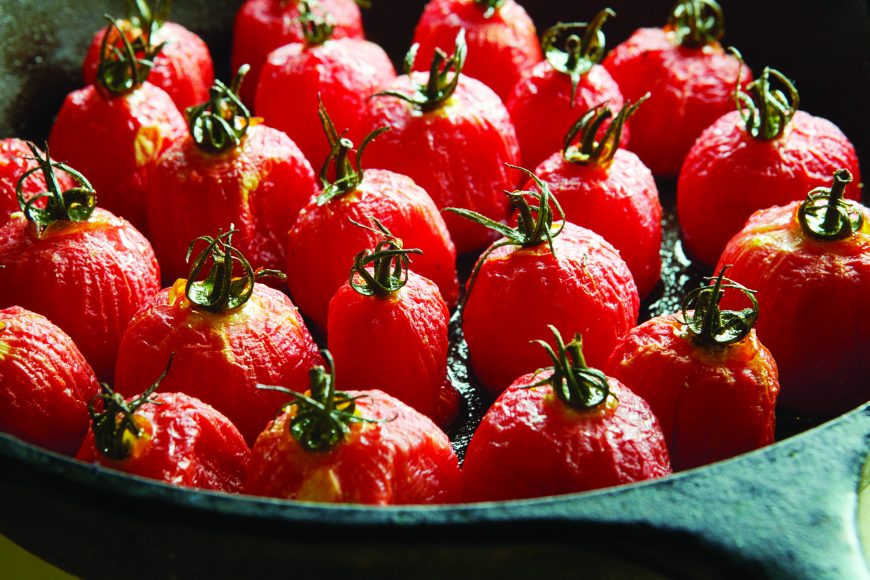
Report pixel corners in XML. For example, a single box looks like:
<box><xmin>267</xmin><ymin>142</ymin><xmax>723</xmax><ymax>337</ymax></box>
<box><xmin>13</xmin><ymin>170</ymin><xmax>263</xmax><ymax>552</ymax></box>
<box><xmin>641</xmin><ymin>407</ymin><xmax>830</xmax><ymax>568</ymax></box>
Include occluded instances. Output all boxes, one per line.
<box><xmin>186</xmin><ymin>66</ymin><xmax>252</xmax><ymax>154</ymax></box>
<box><xmin>668</xmin><ymin>0</ymin><xmax>725</xmax><ymax>48</ymax></box>
<box><xmin>563</xmin><ymin>94</ymin><xmax>648</xmax><ymax>166</ymax></box>
<box><xmin>798</xmin><ymin>169</ymin><xmax>862</xmax><ymax>241</ymax></box>
<box><xmin>298</xmin><ymin>0</ymin><xmax>334</xmax><ymax>45</ymax></box>
<box><xmin>733</xmin><ymin>59</ymin><xmax>799</xmax><ymax>141</ymax></box>
<box><xmin>96</xmin><ymin>14</ymin><xmax>165</xmax><ymax>96</ymax></box>
<box><xmin>677</xmin><ymin>266</ymin><xmax>759</xmax><ymax>347</ymax></box>
<box><xmin>348</xmin><ymin>217</ymin><xmax>423</xmax><ymax>298</ymax></box>
<box><xmin>474</xmin><ymin>0</ymin><xmax>506</xmax><ymax>18</ymax></box>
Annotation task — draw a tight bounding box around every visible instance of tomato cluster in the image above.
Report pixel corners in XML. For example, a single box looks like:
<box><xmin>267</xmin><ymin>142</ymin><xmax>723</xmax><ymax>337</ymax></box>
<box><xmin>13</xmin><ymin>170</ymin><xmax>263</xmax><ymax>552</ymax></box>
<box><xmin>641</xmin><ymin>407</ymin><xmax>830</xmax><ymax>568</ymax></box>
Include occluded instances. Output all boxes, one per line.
<box><xmin>0</xmin><ymin>0</ymin><xmax>866</xmax><ymax>506</ymax></box>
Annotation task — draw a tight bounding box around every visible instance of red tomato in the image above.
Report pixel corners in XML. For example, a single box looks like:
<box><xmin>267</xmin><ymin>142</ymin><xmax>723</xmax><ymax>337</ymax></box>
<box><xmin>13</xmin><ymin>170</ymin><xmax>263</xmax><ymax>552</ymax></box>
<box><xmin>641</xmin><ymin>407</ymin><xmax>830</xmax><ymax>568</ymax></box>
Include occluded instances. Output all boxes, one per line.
<box><xmin>0</xmin><ymin>139</ymin><xmax>74</xmax><ymax>217</ymax></box>
<box><xmin>603</xmin><ymin>0</ymin><xmax>749</xmax><ymax>176</ymax></box>
<box><xmin>0</xmin><ymin>306</ymin><xmax>100</xmax><ymax>456</ymax></box>
<box><xmin>607</xmin><ymin>271</ymin><xmax>780</xmax><ymax>471</ymax></box>
<box><xmin>412</xmin><ymin>0</ymin><xmax>542</xmax><ymax>100</ymax></box>
<box><xmin>716</xmin><ymin>171</ymin><xmax>869</xmax><ymax>417</ymax></box>
<box><xmin>677</xmin><ymin>67</ymin><xmax>861</xmax><ymax>266</ymax></box>
<box><xmin>231</xmin><ymin>0</ymin><xmax>364</xmax><ymax>105</ymax></box>
<box><xmin>462</xmin><ymin>328</ymin><xmax>670</xmax><ymax>501</ymax></box>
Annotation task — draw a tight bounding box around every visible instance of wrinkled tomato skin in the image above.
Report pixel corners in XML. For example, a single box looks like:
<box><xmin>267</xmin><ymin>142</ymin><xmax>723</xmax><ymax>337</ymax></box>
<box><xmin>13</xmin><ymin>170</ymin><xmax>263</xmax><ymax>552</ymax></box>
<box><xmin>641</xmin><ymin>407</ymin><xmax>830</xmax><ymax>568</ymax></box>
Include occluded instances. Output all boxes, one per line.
<box><xmin>0</xmin><ymin>306</ymin><xmax>100</xmax><ymax>456</ymax></box>
<box><xmin>231</xmin><ymin>0</ymin><xmax>364</xmax><ymax>105</ymax></box>
<box><xmin>463</xmin><ymin>221</ymin><xmax>639</xmax><ymax>394</ymax></box>
<box><xmin>287</xmin><ymin>168</ymin><xmax>458</xmax><ymax>331</ymax></box>
<box><xmin>77</xmin><ymin>392</ymin><xmax>250</xmax><ymax>493</ymax></box>
<box><xmin>506</xmin><ymin>62</ymin><xmax>626</xmax><ymax>172</ymax></box>
<box><xmin>677</xmin><ymin>110</ymin><xmax>862</xmax><ymax>266</ymax></box>
<box><xmin>48</xmin><ymin>83</ymin><xmax>186</xmax><ymax>234</ymax></box>
<box><xmin>327</xmin><ymin>271</ymin><xmax>458</xmax><ymax>428</ymax></box>
<box><xmin>246</xmin><ymin>389</ymin><xmax>461</xmax><ymax>504</ymax></box>
<box><xmin>146</xmin><ymin>124</ymin><xmax>318</xmax><ymax>283</ymax></box>
<box><xmin>255</xmin><ymin>38</ymin><xmax>396</xmax><ymax>170</ymax></box>
<box><xmin>462</xmin><ymin>376</ymin><xmax>671</xmax><ymax>502</ymax></box>
<box><xmin>603</xmin><ymin>28</ymin><xmax>749</xmax><ymax>177</ymax></box>
<box><xmin>530</xmin><ymin>149</ymin><xmax>662</xmax><ymax>297</ymax></box>
<box><xmin>83</xmin><ymin>21</ymin><xmax>214</xmax><ymax>112</ymax></box>
<box><xmin>0</xmin><ymin>209</ymin><xmax>161</xmax><ymax>381</ymax></box>
<box><xmin>411</xmin><ymin>0</ymin><xmax>542</xmax><ymax>101</ymax></box>
<box><xmin>0</xmin><ymin>139</ymin><xmax>75</xmax><ymax>218</ymax></box>
<box><xmin>716</xmin><ymin>202</ymin><xmax>870</xmax><ymax>418</ymax></box>
<box><xmin>114</xmin><ymin>282</ymin><xmax>323</xmax><ymax>446</ymax></box>
<box><xmin>358</xmin><ymin>74</ymin><xmax>520</xmax><ymax>254</ymax></box>
<box><xmin>607</xmin><ymin>314</ymin><xmax>780</xmax><ymax>471</ymax></box>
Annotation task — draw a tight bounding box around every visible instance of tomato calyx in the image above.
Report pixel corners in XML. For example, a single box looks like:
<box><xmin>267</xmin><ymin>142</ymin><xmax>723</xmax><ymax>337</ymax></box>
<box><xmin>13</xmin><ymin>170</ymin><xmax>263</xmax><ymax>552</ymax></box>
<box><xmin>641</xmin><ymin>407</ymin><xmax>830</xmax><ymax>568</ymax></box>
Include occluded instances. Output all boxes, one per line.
<box><xmin>95</xmin><ymin>14</ymin><xmax>164</xmax><ymax>96</ymax></box>
<box><xmin>376</xmin><ymin>30</ymin><xmax>467</xmax><ymax>113</ymax></box>
<box><xmin>16</xmin><ymin>141</ymin><xmax>96</xmax><ymax>236</ymax></box>
<box><xmin>677</xmin><ymin>266</ymin><xmax>759</xmax><ymax>347</ymax></box>
<box><xmin>474</xmin><ymin>0</ymin><xmax>506</xmax><ymax>19</ymax></box>
<box><xmin>732</xmin><ymin>54</ymin><xmax>799</xmax><ymax>141</ymax></box>
<box><xmin>88</xmin><ymin>355</ymin><xmax>172</xmax><ymax>461</ymax></box>
<box><xmin>667</xmin><ymin>0</ymin><xmax>725</xmax><ymax>48</ymax></box>
<box><xmin>348</xmin><ymin>217</ymin><xmax>423</xmax><ymax>298</ymax></box>
<box><xmin>298</xmin><ymin>0</ymin><xmax>335</xmax><ymax>46</ymax></box>
<box><xmin>563</xmin><ymin>94</ymin><xmax>648</xmax><ymax>167</ymax></box>
<box><xmin>186</xmin><ymin>66</ymin><xmax>253</xmax><ymax>155</ymax></box>
<box><xmin>798</xmin><ymin>169</ymin><xmax>863</xmax><ymax>241</ymax></box>
<box><xmin>185</xmin><ymin>225</ymin><xmax>285</xmax><ymax>313</ymax></box>
<box><xmin>541</xmin><ymin>9</ymin><xmax>614</xmax><ymax>107</ymax></box>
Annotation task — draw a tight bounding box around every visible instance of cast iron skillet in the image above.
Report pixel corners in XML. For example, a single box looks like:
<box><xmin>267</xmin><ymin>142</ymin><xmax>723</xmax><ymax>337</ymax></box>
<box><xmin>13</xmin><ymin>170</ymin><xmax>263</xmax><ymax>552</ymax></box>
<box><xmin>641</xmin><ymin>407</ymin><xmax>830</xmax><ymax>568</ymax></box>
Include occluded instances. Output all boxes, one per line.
<box><xmin>0</xmin><ymin>1</ymin><xmax>868</xmax><ymax>578</ymax></box>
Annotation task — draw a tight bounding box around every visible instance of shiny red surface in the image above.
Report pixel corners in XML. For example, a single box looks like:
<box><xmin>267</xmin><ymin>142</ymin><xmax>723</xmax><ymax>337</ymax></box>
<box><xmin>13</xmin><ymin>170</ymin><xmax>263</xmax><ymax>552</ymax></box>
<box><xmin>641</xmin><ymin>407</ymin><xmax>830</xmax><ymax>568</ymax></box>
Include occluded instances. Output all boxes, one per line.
<box><xmin>0</xmin><ymin>139</ymin><xmax>75</xmax><ymax>218</ymax></box>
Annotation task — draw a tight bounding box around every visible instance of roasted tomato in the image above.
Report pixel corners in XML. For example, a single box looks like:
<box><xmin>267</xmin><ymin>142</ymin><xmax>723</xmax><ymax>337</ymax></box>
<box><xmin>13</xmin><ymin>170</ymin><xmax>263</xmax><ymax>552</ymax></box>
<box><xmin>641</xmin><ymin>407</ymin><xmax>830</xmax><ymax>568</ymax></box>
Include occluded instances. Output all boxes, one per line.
<box><xmin>357</xmin><ymin>31</ymin><xmax>520</xmax><ymax>254</ymax></box>
<box><xmin>49</xmin><ymin>17</ymin><xmax>186</xmax><ymax>233</ymax></box>
<box><xmin>327</xmin><ymin>219</ymin><xmax>459</xmax><ymax>427</ymax></box>
<box><xmin>255</xmin><ymin>3</ymin><xmax>395</xmax><ymax>168</ymax></box>
<box><xmin>0</xmin><ymin>306</ymin><xmax>100</xmax><ymax>456</ymax></box>
<box><xmin>530</xmin><ymin>97</ymin><xmax>662</xmax><ymax>297</ymax></box>
<box><xmin>451</xmin><ymin>169</ymin><xmax>639</xmax><ymax>394</ymax></box>
<box><xmin>0</xmin><ymin>145</ymin><xmax>160</xmax><ymax>381</ymax></box>
<box><xmin>602</xmin><ymin>0</ymin><xmax>748</xmax><ymax>177</ymax></box>
<box><xmin>287</xmin><ymin>103</ymin><xmax>458</xmax><ymax>331</ymax></box>
<box><xmin>78</xmin><ymin>360</ymin><xmax>250</xmax><ymax>492</ymax></box>
<box><xmin>146</xmin><ymin>67</ymin><xmax>318</xmax><ymax>282</ymax></box>
<box><xmin>231</xmin><ymin>0</ymin><xmax>364</xmax><ymax>105</ymax></box>
<box><xmin>677</xmin><ymin>65</ymin><xmax>862</xmax><ymax>266</ymax></box>
<box><xmin>82</xmin><ymin>1</ymin><xmax>214</xmax><ymax>111</ymax></box>
<box><xmin>716</xmin><ymin>170</ymin><xmax>869</xmax><ymax>418</ymax></box>
<box><xmin>607</xmin><ymin>269</ymin><xmax>780</xmax><ymax>471</ymax></box>
<box><xmin>246</xmin><ymin>352</ymin><xmax>461</xmax><ymax>504</ymax></box>
<box><xmin>0</xmin><ymin>139</ymin><xmax>74</xmax><ymax>217</ymax></box>
<box><xmin>411</xmin><ymin>0</ymin><xmax>542</xmax><ymax>100</ymax></box>
<box><xmin>462</xmin><ymin>326</ymin><xmax>671</xmax><ymax>501</ymax></box>
<box><xmin>506</xmin><ymin>10</ymin><xmax>626</xmax><ymax>171</ymax></box>
<box><xmin>115</xmin><ymin>227</ymin><xmax>323</xmax><ymax>445</ymax></box>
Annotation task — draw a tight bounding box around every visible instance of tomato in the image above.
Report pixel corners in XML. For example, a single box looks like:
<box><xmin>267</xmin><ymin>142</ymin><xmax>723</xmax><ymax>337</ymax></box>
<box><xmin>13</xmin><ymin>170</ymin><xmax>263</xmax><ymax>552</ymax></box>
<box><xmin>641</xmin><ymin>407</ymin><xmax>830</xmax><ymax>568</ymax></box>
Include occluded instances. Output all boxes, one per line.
<box><xmin>411</xmin><ymin>0</ymin><xmax>541</xmax><ymax>100</ymax></box>
<box><xmin>716</xmin><ymin>170</ymin><xmax>869</xmax><ymax>418</ymax></box>
<box><xmin>357</xmin><ymin>32</ymin><xmax>520</xmax><ymax>254</ymax></box>
<box><xmin>677</xmin><ymin>66</ymin><xmax>861</xmax><ymax>266</ymax></box>
<box><xmin>462</xmin><ymin>327</ymin><xmax>670</xmax><ymax>501</ymax></box>
<box><xmin>0</xmin><ymin>306</ymin><xmax>100</xmax><ymax>456</ymax></box>
<box><xmin>607</xmin><ymin>269</ymin><xmax>780</xmax><ymax>471</ymax></box>
<box><xmin>246</xmin><ymin>353</ymin><xmax>461</xmax><ymax>504</ymax></box>
<box><xmin>115</xmin><ymin>227</ymin><xmax>323</xmax><ymax>445</ymax></box>
<box><xmin>603</xmin><ymin>0</ymin><xmax>749</xmax><ymax>176</ymax></box>
<box><xmin>327</xmin><ymin>220</ymin><xmax>459</xmax><ymax>427</ymax></box>
<box><xmin>0</xmin><ymin>139</ymin><xmax>74</xmax><ymax>218</ymax></box>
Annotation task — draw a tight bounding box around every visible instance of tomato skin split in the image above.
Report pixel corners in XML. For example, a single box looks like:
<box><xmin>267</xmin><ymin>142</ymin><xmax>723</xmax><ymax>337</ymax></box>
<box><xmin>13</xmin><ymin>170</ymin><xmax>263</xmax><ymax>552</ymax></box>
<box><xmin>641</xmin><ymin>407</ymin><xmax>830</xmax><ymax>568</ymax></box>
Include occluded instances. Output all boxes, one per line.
<box><xmin>0</xmin><ymin>139</ymin><xmax>75</xmax><ymax>218</ymax></box>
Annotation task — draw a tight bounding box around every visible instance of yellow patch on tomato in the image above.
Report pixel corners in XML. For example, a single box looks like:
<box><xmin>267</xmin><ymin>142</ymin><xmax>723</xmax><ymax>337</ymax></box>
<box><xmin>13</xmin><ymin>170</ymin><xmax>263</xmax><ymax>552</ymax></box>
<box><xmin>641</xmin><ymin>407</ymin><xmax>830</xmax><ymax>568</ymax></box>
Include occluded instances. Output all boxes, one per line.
<box><xmin>296</xmin><ymin>468</ymin><xmax>343</xmax><ymax>503</ymax></box>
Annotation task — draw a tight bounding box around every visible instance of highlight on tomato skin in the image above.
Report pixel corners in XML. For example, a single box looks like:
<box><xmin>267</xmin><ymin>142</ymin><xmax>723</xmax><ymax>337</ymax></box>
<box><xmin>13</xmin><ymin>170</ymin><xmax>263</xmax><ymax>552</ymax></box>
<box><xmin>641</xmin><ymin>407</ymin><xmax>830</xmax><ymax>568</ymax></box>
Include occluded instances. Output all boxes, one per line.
<box><xmin>0</xmin><ymin>306</ymin><xmax>100</xmax><ymax>457</ymax></box>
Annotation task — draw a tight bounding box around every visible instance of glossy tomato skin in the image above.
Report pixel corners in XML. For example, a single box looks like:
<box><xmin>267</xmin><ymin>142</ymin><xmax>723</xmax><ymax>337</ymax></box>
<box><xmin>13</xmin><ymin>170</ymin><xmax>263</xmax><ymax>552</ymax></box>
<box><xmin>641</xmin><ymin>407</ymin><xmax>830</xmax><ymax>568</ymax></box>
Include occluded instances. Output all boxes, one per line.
<box><xmin>0</xmin><ymin>139</ymin><xmax>75</xmax><ymax>217</ymax></box>
<box><xmin>603</xmin><ymin>28</ymin><xmax>748</xmax><ymax>177</ymax></box>
<box><xmin>677</xmin><ymin>110</ymin><xmax>862</xmax><ymax>266</ymax></box>
<box><xmin>358</xmin><ymin>74</ymin><xmax>520</xmax><ymax>254</ymax></box>
<box><xmin>246</xmin><ymin>389</ymin><xmax>461</xmax><ymax>504</ymax></box>
<box><xmin>0</xmin><ymin>209</ymin><xmax>161</xmax><ymax>381</ymax></box>
<box><xmin>77</xmin><ymin>392</ymin><xmax>250</xmax><ymax>492</ymax></box>
<box><xmin>506</xmin><ymin>62</ymin><xmax>626</xmax><ymax>172</ymax></box>
<box><xmin>531</xmin><ymin>148</ymin><xmax>662</xmax><ymax>297</ymax></box>
<box><xmin>412</xmin><ymin>0</ymin><xmax>542</xmax><ymax>101</ymax></box>
<box><xmin>48</xmin><ymin>83</ymin><xmax>186</xmax><ymax>234</ymax></box>
<box><xmin>327</xmin><ymin>271</ymin><xmax>458</xmax><ymax>428</ymax></box>
<box><xmin>255</xmin><ymin>38</ymin><xmax>396</xmax><ymax>170</ymax></box>
<box><xmin>716</xmin><ymin>202</ymin><xmax>870</xmax><ymax>417</ymax></box>
<box><xmin>462</xmin><ymin>376</ymin><xmax>671</xmax><ymax>502</ymax></box>
<box><xmin>463</xmin><ymin>221</ymin><xmax>639</xmax><ymax>394</ymax></box>
<box><xmin>286</xmin><ymin>168</ymin><xmax>458</xmax><ymax>331</ymax></box>
<box><xmin>231</xmin><ymin>0</ymin><xmax>364</xmax><ymax>105</ymax></box>
<box><xmin>146</xmin><ymin>123</ymin><xmax>318</xmax><ymax>283</ymax></box>
<box><xmin>114</xmin><ymin>282</ymin><xmax>323</xmax><ymax>445</ymax></box>
<box><xmin>607</xmin><ymin>313</ymin><xmax>780</xmax><ymax>471</ymax></box>
<box><xmin>83</xmin><ymin>21</ymin><xmax>214</xmax><ymax>112</ymax></box>
<box><xmin>0</xmin><ymin>306</ymin><xmax>100</xmax><ymax>456</ymax></box>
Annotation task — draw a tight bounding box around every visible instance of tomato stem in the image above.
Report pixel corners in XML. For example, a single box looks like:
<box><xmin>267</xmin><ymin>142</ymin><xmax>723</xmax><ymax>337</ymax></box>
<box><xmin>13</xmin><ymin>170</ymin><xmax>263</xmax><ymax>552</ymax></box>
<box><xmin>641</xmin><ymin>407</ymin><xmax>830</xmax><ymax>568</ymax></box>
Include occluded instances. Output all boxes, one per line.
<box><xmin>186</xmin><ymin>66</ymin><xmax>252</xmax><ymax>154</ymax></box>
<box><xmin>677</xmin><ymin>266</ymin><xmax>759</xmax><ymax>347</ymax></box>
<box><xmin>733</xmin><ymin>58</ymin><xmax>799</xmax><ymax>141</ymax></box>
<box><xmin>474</xmin><ymin>0</ymin><xmax>506</xmax><ymax>18</ymax></box>
<box><xmin>798</xmin><ymin>169</ymin><xmax>863</xmax><ymax>241</ymax></box>
<box><xmin>96</xmin><ymin>14</ymin><xmax>164</xmax><ymax>96</ymax></box>
<box><xmin>299</xmin><ymin>0</ymin><xmax>334</xmax><ymax>46</ymax></box>
<box><xmin>668</xmin><ymin>0</ymin><xmax>725</xmax><ymax>48</ymax></box>
<box><xmin>348</xmin><ymin>217</ymin><xmax>423</xmax><ymax>298</ymax></box>
<box><xmin>563</xmin><ymin>94</ymin><xmax>648</xmax><ymax>166</ymax></box>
